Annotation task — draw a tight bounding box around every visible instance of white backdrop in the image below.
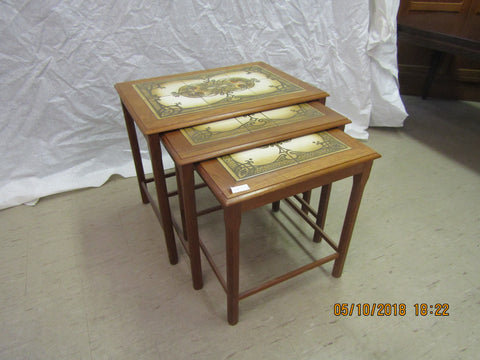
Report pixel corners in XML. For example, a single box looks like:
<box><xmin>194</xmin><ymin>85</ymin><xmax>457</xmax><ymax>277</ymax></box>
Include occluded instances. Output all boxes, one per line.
<box><xmin>0</xmin><ymin>0</ymin><xmax>406</xmax><ymax>210</ymax></box>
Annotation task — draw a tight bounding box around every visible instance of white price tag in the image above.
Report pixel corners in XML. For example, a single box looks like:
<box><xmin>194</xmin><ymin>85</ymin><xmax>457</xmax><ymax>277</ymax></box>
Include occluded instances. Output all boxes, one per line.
<box><xmin>230</xmin><ymin>184</ymin><xmax>250</xmax><ymax>193</ymax></box>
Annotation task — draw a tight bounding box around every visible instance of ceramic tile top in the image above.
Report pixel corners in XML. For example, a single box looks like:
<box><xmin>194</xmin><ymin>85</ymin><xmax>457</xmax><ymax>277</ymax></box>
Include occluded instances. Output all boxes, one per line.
<box><xmin>218</xmin><ymin>132</ymin><xmax>351</xmax><ymax>181</ymax></box>
<box><xmin>180</xmin><ymin>103</ymin><xmax>324</xmax><ymax>145</ymax></box>
<box><xmin>133</xmin><ymin>64</ymin><xmax>305</xmax><ymax>120</ymax></box>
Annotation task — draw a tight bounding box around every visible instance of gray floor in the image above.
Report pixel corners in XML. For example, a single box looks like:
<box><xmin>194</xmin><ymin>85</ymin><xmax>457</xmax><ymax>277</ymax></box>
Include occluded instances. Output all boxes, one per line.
<box><xmin>1</xmin><ymin>96</ymin><xmax>479</xmax><ymax>359</ymax></box>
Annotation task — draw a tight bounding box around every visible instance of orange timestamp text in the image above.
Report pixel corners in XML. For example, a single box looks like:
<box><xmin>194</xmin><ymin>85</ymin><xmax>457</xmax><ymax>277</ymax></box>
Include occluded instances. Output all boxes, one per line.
<box><xmin>334</xmin><ymin>303</ymin><xmax>407</xmax><ymax>316</ymax></box>
<box><xmin>333</xmin><ymin>303</ymin><xmax>450</xmax><ymax>317</ymax></box>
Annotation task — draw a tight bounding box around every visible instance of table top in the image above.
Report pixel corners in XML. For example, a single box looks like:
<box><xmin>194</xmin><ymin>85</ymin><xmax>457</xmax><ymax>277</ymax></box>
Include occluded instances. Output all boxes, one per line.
<box><xmin>161</xmin><ymin>101</ymin><xmax>350</xmax><ymax>165</ymax></box>
<box><xmin>115</xmin><ymin>62</ymin><xmax>329</xmax><ymax>134</ymax></box>
<box><xmin>218</xmin><ymin>131</ymin><xmax>351</xmax><ymax>181</ymax></box>
<box><xmin>196</xmin><ymin>129</ymin><xmax>381</xmax><ymax>207</ymax></box>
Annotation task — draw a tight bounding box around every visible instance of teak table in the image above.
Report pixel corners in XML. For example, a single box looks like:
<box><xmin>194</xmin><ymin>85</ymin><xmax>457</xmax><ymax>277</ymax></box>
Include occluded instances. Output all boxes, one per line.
<box><xmin>115</xmin><ymin>62</ymin><xmax>330</xmax><ymax>276</ymax></box>
<box><xmin>196</xmin><ymin>129</ymin><xmax>381</xmax><ymax>324</ymax></box>
<box><xmin>161</xmin><ymin>102</ymin><xmax>350</xmax><ymax>289</ymax></box>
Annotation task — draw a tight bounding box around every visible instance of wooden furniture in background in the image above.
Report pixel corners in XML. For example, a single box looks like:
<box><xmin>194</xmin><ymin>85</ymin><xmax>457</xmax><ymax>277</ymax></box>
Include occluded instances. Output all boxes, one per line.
<box><xmin>397</xmin><ymin>0</ymin><xmax>480</xmax><ymax>100</ymax></box>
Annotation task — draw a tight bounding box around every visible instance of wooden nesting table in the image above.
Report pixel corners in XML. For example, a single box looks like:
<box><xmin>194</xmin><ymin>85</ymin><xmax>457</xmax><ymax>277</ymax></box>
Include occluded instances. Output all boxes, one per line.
<box><xmin>161</xmin><ymin>102</ymin><xmax>350</xmax><ymax>289</ymax></box>
<box><xmin>115</xmin><ymin>62</ymin><xmax>379</xmax><ymax>324</ymax></box>
<box><xmin>196</xmin><ymin>129</ymin><xmax>380</xmax><ymax>324</ymax></box>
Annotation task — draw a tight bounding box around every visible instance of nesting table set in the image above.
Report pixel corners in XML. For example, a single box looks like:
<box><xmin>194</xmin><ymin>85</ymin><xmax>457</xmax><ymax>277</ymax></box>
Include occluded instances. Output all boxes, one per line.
<box><xmin>115</xmin><ymin>62</ymin><xmax>380</xmax><ymax>325</ymax></box>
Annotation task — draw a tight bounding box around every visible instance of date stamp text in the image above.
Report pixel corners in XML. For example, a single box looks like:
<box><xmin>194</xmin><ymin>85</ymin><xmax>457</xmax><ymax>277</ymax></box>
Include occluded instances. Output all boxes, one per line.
<box><xmin>333</xmin><ymin>303</ymin><xmax>450</xmax><ymax>317</ymax></box>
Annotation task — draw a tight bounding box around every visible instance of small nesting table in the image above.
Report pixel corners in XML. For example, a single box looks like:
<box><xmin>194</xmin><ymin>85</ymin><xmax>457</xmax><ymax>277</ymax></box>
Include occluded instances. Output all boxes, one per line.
<box><xmin>195</xmin><ymin>129</ymin><xmax>381</xmax><ymax>324</ymax></box>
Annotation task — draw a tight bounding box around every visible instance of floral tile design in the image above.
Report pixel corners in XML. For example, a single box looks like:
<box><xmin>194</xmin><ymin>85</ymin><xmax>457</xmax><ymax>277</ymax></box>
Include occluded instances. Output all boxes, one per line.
<box><xmin>133</xmin><ymin>65</ymin><xmax>305</xmax><ymax>120</ymax></box>
<box><xmin>180</xmin><ymin>103</ymin><xmax>324</xmax><ymax>145</ymax></box>
<box><xmin>218</xmin><ymin>132</ymin><xmax>351</xmax><ymax>181</ymax></box>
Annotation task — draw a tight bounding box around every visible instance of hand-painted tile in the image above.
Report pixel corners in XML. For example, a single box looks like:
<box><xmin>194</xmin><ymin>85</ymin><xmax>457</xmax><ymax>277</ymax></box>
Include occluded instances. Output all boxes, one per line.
<box><xmin>180</xmin><ymin>103</ymin><xmax>324</xmax><ymax>145</ymax></box>
<box><xmin>235</xmin><ymin>113</ymin><xmax>278</xmax><ymax>132</ymax></box>
<box><xmin>218</xmin><ymin>132</ymin><xmax>351</xmax><ymax>181</ymax></box>
<box><xmin>133</xmin><ymin>64</ymin><xmax>305</xmax><ymax>120</ymax></box>
<box><xmin>180</xmin><ymin>118</ymin><xmax>249</xmax><ymax>144</ymax></box>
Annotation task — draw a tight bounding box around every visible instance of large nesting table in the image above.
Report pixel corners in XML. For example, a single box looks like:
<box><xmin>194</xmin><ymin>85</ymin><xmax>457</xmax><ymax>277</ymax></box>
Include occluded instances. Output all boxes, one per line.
<box><xmin>115</xmin><ymin>62</ymin><xmax>335</xmax><ymax>285</ymax></box>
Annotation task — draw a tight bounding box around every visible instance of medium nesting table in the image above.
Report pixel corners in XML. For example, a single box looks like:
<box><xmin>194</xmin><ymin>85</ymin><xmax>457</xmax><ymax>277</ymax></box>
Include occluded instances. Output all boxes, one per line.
<box><xmin>115</xmin><ymin>62</ymin><xmax>329</xmax><ymax>275</ymax></box>
<box><xmin>161</xmin><ymin>102</ymin><xmax>350</xmax><ymax>289</ymax></box>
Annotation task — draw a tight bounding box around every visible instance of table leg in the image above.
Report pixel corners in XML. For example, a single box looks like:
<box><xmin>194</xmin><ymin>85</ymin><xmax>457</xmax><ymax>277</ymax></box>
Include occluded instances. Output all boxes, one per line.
<box><xmin>147</xmin><ymin>134</ymin><xmax>178</xmax><ymax>265</ymax></box>
<box><xmin>225</xmin><ymin>205</ymin><xmax>241</xmax><ymax>325</ymax></box>
<box><xmin>332</xmin><ymin>162</ymin><xmax>372</xmax><ymax>277</ymax></box>
<box><xmin>177</xmin><ymin>164</ymin><xmax>203</xmax><ymax>290</ymax></box>
<box><xmin>175</xmin><ymin>164</ymin><xmax>187</xmax><ymax>241</ymax></box>
<box><xmin>313</xmin><ymin>184</ymin><xmax>332</xmax><ymax>243</ymax></box>
<box><xmin>301</xmin><ymin>191</ymin><xmax>312</xmax><ymax>213</ymax></box>
<box><xmin>422</xmin><ymin>50</ymin><xmax>445</xmax><ymax>99</ymax></box>
<box><xmin>122</xmin><ymin>102</ymin><xmax>149</xmax><ymax>204</ymax></box>
<box><xmin>273</xmin><ymin>190</ymin><xmax>311</xmax><ymax>213</ymax></box>
<box><xmin>272</xmin><ymin>201</ymin><xmax>280</xmax><ymax>212</ymax></box>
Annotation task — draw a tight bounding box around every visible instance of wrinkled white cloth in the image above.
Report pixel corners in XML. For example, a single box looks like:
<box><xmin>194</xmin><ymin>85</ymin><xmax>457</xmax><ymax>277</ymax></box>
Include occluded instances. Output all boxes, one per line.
<box><xmin>0</xmin><ymin>0</ymin><xmax>406</xmax><ymax>210</ymax></box>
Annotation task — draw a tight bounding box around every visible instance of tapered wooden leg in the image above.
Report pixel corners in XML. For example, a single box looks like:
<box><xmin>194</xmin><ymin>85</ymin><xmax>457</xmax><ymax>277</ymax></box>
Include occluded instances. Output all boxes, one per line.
<box><xmin>122</xmin><ymin>102</ymin><xmax>149</xmax><ymax>204</ymax></box>
<box><xmin>272</xmin><ymin>201</ymin><xmax>280</xmax><ymax>212</ymax></box>
<box><xmin>313</xmin><ymin>184</ymin><xmax>332</xmax><ymax>243</ymax></box>
<box><xmin>422</xmin><ymin>50</ymin><xmax>445</xmax><ymax>99</ymax></box>
<box><xmin>225</xmin><ymin>205</ymin><xmax>241</xmax><ymax>325</ymax></box>
<box><xmin>177</xmin><ymin>164</ymin><xmax>203</xmax><ymax>290</ymax></box>
<box><xmin>332</xmin><ymin>163</ymin><xmax>372</xmax><ymax>277</ymax></box>
<box><xmin>175</xmin><ymin>164</ymin><xmax>187</xmax><ymax>242</ymax></box>
<box><xmin>301</xmin><ymin>191</ymin><xmax>312</xmax><ymax>213</ymax></box>
<box><xmin>147</xmin><ymin>134</ymin><xmax>178</xmax><ymax>265</ymax></box>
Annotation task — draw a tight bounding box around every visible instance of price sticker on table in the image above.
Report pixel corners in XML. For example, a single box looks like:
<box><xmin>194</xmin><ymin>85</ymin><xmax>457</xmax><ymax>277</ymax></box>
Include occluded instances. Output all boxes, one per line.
<box><xmin>231</xmin><ymin>184</ymin><xmax>250</xmax><ymax>193</ymax></box>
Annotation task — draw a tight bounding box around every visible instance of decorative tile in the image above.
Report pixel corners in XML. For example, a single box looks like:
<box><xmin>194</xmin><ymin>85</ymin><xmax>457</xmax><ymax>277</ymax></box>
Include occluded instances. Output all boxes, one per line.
<box><xmin>180</xmin><ymin>118</ymin><xmax>250</xmax><ymax>144</ymax></box>
<box><xmin>159</xmin><ymin>95</ymin><xmax>208</xmax><ymax>109</ymax></box>
<box><xmin>218</xmin><ymin>132</ymin><xmax>351</xmax><ymax>181</ymax></box>
<box><xmin>180</xmin><ymin>103</ymin><xmax>324</xmax><ymax>145</ymax></box>
<box><xmin>236</xmin><ymin>113</ymin><xmax>278</xmax><ymax>132</ymax></box>
<box><xmin>133</xmin><ymin>64</ymin><xmax>305</xmax><ymax>120</ymax></box>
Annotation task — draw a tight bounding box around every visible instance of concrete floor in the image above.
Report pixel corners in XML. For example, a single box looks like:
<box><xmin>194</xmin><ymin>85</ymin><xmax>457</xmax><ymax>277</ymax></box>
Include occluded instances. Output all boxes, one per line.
<box><xmin>1</xmin><ymin>96</ymin><xmax>479</xmax><ymax>359</ymax></box>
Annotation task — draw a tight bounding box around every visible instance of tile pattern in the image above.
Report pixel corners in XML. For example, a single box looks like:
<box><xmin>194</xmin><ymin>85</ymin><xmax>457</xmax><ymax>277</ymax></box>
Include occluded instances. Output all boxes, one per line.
<box><xmin>180</xmin><ymin>103</ymin><xmax>325</xmax><ymax>145</ymax></box>
<box><xmin>133</xmin><ymin>65</ymin><xmax>304</xmax><ymax>120</ymax></box>
<box><xmin>218</xmin><ymin>131</ymin><xmax>350</xmax><ymax>181</ymax></box>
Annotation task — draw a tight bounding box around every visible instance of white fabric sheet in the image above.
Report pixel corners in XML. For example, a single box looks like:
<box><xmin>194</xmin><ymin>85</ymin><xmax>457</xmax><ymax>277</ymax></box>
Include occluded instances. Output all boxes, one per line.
<box><xmin>0</xmin><ymin>0</ymin><xmax>406</xmax><ymax>210</ymax></box>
